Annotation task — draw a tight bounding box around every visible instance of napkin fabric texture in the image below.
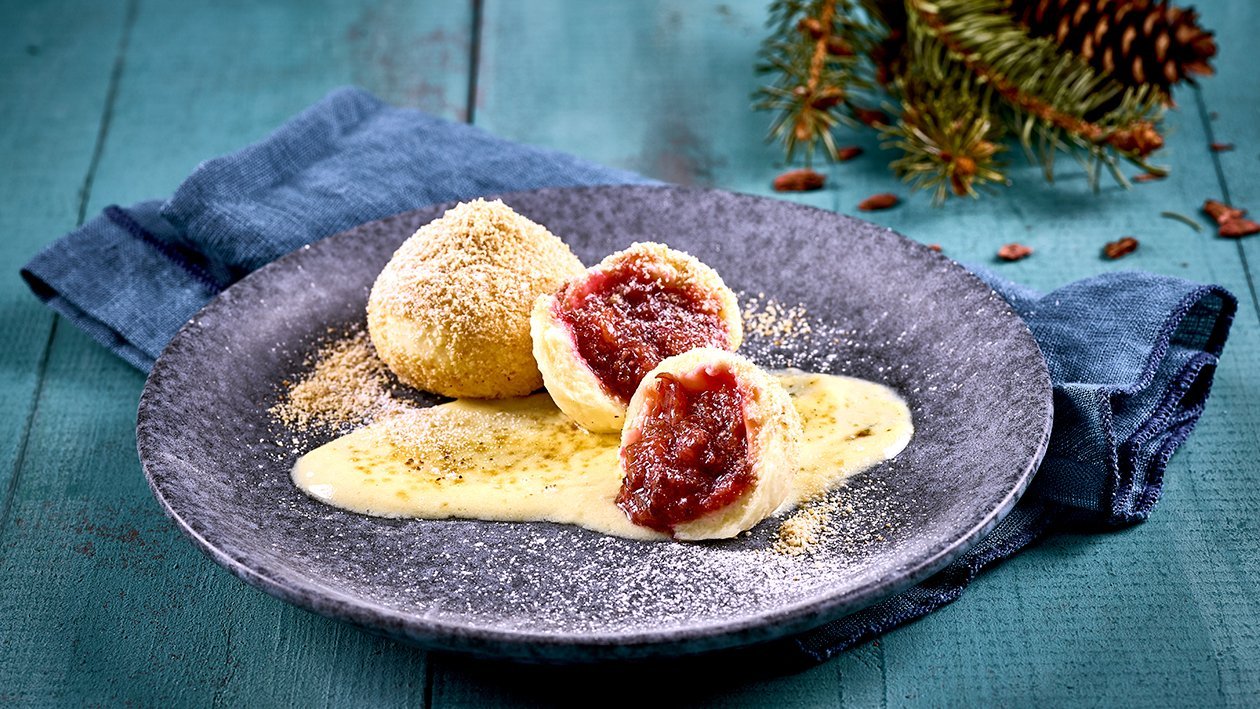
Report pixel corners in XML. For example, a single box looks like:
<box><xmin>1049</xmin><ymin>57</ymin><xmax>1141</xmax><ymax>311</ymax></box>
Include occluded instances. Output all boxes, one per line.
<box><xmin>21</xmin><ymin>87</ymin><xmax>1237</xmax><ymax>665</ymax></box>
<box><xmin>22</xmin><ymin>88</ymin><xmax>649</xmax><ymax>370</ymax></box>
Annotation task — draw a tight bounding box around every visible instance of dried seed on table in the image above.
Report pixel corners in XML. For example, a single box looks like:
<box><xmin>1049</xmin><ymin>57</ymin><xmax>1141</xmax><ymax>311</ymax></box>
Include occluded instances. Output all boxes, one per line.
<box><xmin>1203</xmin><ymin>199</ymin><xmax>1247</xmax><ymax>225</ymax></box>
<box><xmin>1103</xmin><ymin>237</ymin><xmax>1140</xmax><ymax>259</ymax></box>
<box><xmin>1133</xmin><ymin>172</ymin><xmax>1165</xmax><ymax>183</ymax></box>
<box><xmin>1209</xmin><ymin>142</ymin><xmax>1235</xmax><ymax>152</ymax></box>
<box><xmin>773</xmin><ymin>169</ymin><xmax>825</xmax><ymax>192</ymax></box>
<box><xmin>1202</xmin><ymin>198</ymin><xmax>1259</xmax><ymax>237</ymax></box>
<box><xmin>927</xmin><ymin>243</ymin><xmax>942</xmax><ymax>252</ymax></box>
<box><xmin>858</xmin><ymin>193</ymin><xmax>899</xmax><ymax>211</ymax></box>
<box><xmin>836</xmin><ymin>146</ymin><xmax>863</xmax><ymax>161</ymax></box>
<box><xmin>997</xmin><ymin>243</ymin><xmax>1033</xmax><ymax>262</ymax></box>
<box><xmin>1219</xmin><ymin>218</ymin><xmax>1260</xmax><ymax>238</ymax></box>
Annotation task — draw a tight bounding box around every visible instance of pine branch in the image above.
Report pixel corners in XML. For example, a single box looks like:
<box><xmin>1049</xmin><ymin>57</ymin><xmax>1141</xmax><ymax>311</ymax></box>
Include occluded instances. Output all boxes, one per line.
<box><xmin>752</xmin><ymin>0</ymin><xmax>1204</xmax><ymax>202</ymax></box>
<box><xmin>806</xmin><ymin>1</ymin><xmax>839</xmax><ymax>96</ymax></box>
<box><xmin>882</xmin><ymin>33</ymin><xmax>1008</xmax><ymax>203</ymax></box>
<box><xmin>909</xmin><ymin>0</ymin><xmax>1165</xmax><ymax>168</ymax></box>
<box><xmin>753</xmin><ymin>0</ymin><xmax>882</xmax><ymax>163</ymax></box>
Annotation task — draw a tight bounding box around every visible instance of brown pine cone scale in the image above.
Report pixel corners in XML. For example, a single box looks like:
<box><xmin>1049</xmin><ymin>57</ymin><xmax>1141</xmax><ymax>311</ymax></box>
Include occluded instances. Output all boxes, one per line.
<box><xmin>1006</xmin><ymin>0</ymin><xmax>1216</xmax><ymax>94</ymax></box>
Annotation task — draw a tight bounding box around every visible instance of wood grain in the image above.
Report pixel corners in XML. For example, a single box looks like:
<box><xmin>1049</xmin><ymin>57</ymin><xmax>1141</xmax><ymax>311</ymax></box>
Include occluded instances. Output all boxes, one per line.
<box><xmin>1</xmin><ymin>0</ymin><xmax>1257</xmax><ymax>705</ymax></box>
<box><xmin>0</xmin><ymin>0</ymin><xmax>473</xmax><ymax>703</ymax></box>
<box><xmin>475</xmin><ymin>0</ymin><xmax>835</xmax><ymax>211</ymax></box>
<box><xmin>0</xmin><ymin>7</ymin><xmax>128</xmax><ymax>697</ymax></box>
<box><xmin>454</xmin><ymin>0</ymin><xmax>1260</xmax><ymax>706</ymax></box>
<box><xmin>82</xmin><ymin>0</ymin><xmax>473</xmax><ymax>213</ymax></box>
<box><xmin>0</xmin><ymin>0</ymin><xmax>122</xmax><ymax>539</ymax></box>
<box><xmin>1200</xmin><ymin>2</ymin><xmax>1260</xmax><ymax>324</ymax></box>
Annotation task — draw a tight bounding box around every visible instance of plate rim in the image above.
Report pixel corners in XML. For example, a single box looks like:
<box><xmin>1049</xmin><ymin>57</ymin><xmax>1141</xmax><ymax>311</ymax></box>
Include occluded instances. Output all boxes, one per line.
<box><xmin>136</xmin><ymin>184</ymin><xmax>1053</xmax><ymax>660</ymax></box>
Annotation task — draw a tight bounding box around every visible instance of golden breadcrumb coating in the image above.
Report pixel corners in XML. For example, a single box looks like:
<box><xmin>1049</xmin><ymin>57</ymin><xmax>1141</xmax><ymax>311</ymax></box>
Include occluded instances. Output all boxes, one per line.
<box><xmin>368</xmin><ymin>199</ymin><xmax>585</xmax><ymax>398</ymax></box>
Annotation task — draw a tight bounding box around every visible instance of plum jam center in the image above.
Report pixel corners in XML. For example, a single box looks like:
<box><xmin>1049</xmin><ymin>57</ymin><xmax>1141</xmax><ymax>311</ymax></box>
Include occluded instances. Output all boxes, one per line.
<box><xmin>617</xmin><ymin>366</ymin><xmax>753</xmax><ymax>534</ymax></box>
<box><xmin>555</xmin><ymin>256</ymin><xmax>728</xmax><ymax>403</ymax></box>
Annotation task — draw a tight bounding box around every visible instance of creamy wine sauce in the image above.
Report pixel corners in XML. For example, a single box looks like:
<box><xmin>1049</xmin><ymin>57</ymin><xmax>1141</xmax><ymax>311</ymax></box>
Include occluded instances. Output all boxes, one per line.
<box><xmin>292</xmin><ymin>370</ymin><xmax>912</xmax><ymax>540</ymax></box>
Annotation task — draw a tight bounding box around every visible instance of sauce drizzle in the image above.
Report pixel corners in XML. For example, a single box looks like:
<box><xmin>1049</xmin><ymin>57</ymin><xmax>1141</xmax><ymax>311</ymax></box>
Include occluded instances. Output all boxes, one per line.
<box><xmin>292</xmin><ymin>370</ymin><xmax>912</xmax><ymax>540</ymax></box>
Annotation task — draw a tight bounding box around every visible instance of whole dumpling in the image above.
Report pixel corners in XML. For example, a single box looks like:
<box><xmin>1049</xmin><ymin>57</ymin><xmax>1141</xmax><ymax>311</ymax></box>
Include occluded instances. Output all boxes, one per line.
<box><xmin>367</xmin><ymin>199</ymin><xmax>585</xmax><ymax>399</ymax></box>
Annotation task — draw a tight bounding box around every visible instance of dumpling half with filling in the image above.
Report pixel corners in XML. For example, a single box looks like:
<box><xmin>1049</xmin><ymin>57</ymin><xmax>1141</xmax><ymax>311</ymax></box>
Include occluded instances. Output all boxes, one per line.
<box><xmin>531</xmin><ymin>242</ymin><xmax>742</xmax><ymax>433</ymax></box>
<box><xmin>616</xmin><ymin>348</ymin><xmax>801</xmax><ymax>540</ymax></box>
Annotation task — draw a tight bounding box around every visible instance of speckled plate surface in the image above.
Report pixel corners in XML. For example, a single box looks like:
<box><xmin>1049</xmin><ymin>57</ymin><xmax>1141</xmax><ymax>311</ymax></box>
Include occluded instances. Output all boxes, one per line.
<box><xmin>137</xmin><ymin>185</ymin><xmax>1052</xmax><ymax>662</ymax></box>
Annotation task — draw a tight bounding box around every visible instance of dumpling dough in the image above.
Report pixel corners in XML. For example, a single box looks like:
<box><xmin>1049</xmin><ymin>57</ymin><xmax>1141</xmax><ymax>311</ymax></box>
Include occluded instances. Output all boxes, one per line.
<box><xmin>531</xmin><ymin>242</ymin><xmax>742</xmax><ymax>432</ymax></box>
<box><xmin>368</xmin><ymin>199</ymin><xmax>584</xmax><ymax>399</ymax></box>
<box><xmin>617</xmin><ymin>348</ymin><xmax>801</xmax><ymax>540</ymax></box>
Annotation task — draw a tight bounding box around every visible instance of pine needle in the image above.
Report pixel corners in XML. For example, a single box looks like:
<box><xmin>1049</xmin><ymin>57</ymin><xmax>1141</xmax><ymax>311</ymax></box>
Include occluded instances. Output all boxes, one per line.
<box><xmin>1161</xmin><ymin>211</ymin><xmax>1205</xmax><ymax>233</ymax></box>
<box><xmin>752</xmin><ymin>0</ymin><xmax>1174</xmax><ymax>204</ymax></box>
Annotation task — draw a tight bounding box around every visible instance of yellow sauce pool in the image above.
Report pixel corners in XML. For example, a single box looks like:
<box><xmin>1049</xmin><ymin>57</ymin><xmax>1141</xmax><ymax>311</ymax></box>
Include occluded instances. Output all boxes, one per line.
<box><xmin>293</xmin><ymin>370</ymin><xmax>912</xmax><ymax>540</ymax></box>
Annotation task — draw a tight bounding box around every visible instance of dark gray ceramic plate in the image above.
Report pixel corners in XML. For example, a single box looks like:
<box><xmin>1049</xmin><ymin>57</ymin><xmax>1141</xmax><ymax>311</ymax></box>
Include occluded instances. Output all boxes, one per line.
<box><xmin>137</xmin><ymin>185</ymin><xmax>1051</xmax><ymax>662</ymax></box>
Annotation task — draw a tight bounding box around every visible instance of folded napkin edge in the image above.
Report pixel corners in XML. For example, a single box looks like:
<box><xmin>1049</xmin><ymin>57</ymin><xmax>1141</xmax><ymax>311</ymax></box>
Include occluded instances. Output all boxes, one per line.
<box><xmin>19</xmin><ymin>205</ymin><xmax>218</xmax><ymax>370</ymax></box>
<box><xmin>1130</xmin><ymin>284</ymin><xmax>1236</xmax><ymax>393</ymax></box>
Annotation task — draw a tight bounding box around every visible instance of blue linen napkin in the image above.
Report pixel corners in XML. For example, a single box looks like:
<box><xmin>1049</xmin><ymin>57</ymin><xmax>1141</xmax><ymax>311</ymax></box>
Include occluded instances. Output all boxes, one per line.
<box><xmin>20</xmin><ymin>87</ymin><xmax>1237</xmax><ymax>664</ymax></box>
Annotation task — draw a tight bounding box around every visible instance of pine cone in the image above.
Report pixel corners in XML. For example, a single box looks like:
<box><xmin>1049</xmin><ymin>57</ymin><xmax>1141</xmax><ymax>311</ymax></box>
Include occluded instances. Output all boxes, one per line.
<box><xmin>1006</xmin><ymin>0</ymin><xmax>1216</xmax><ymax>94</ymax></box>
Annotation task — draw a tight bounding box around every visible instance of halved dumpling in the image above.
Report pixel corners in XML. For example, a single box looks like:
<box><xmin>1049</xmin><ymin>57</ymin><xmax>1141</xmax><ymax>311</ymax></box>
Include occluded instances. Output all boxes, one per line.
<box><xmin>616</xmin><ymin>348</ymin><xmax>801</xmax><ymax>540</ymax></box>
<box><xmin>531</xmin><ymin>242</ymin><xmax>742</xmax><ymax>433</ymax></box>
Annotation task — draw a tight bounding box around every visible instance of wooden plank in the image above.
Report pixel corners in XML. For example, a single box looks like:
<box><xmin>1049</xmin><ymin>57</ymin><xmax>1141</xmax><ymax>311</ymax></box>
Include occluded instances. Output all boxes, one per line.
<box><xmin>2</xmin><ymin>0</ymin><xmax>1255</xmax><ymax>705</ymax></box>
<box><xmin>1166</xmin><ymin>4</ymin><xmax>1260</xmax><ymax>706</ymax></box>
<box><xmin>0</xmin><ymin>326</ymin><xmax>432</xmax><ymax>704</ymax></box>
<box><xmin>0</xmin><ymin>0</ymin><xmax>121</xmax><ymax>533</ymax></box>
<box><xmin>834</xmin><ymin>0</ymin><xmax>1260</xmax><ymax>704</ymax></box>
<box><xmin>0</xmin><ymin>8</ymin><xmax>129</xmax><ymax>699</ymax></box>
<box><xmin>429</xmin><ymin>651</ymin><xmax>850</xmax><ymax>707</ymax></box>
<box><xmin>455</xmin><ymin>1</ymin><xmax>853</xmax><ymax>703</ymax></box>
<box><xmin>83</xmin><ymin>0</ymin><xmax>473</xmax><ymax>212</ymax></box>
<box><xmin>429</xmin><ymin>634</ymin><xmax>891</xmax><ymax>707</ymax></box>
<box><xmin>1198</xmin><ymin>1</ymin><xmax>1260</xmax><ymax>324</ymax></box>
<box><xmin>473</xmin><ymin>0</ymin><xmax>835</xmax><ymax>214</ymax></box>
<box><xmin>0</xmin><ymin>0</ymin><xmax>474</xmax><ymax>703</ymax></box>
<box><xmin>839</xmin><ymin>0</ymin><xmax>1260</xmax><ymax>704</ymax></box>
<box><xmin>459</xmin><ymin>0</ymin><xmax>1260</xmax><ymax>706</ymax></box>
<box><xmin>871</xmin><ymin>100</ymin><xmax>1260</xmax><ymax>707</ymax></box>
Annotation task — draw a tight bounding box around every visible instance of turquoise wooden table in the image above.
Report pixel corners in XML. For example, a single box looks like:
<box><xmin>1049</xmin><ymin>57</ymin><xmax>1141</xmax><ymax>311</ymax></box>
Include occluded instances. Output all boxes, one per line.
<box><xmin>3</xmin><ymin>0</ymin><xmax>1258</xmax><ymax>705</ymax></box>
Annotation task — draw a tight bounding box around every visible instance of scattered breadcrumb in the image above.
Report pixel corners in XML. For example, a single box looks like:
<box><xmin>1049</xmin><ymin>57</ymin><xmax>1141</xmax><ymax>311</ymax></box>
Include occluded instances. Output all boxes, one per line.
<box><xmin>773</xmin><ymin>497</ymin><xmax>840</xmax><ymax>556</ymax></box>
<box><xmin>270</xmin><ymin>329</ymin><xmax>406</xmax><ymax>432</ymax></box>
<box><xmin>770</xmin><ymin>474</ymin><xmax>902</xmax><ymax>557</ymax></box>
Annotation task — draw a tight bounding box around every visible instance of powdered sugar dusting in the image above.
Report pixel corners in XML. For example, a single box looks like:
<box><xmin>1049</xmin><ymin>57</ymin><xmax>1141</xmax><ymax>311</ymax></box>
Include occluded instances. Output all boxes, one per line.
<box><xmin>266</xmin><ymin>295</ymin><xmax>907</xmax><ymax>626</ymax></box>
